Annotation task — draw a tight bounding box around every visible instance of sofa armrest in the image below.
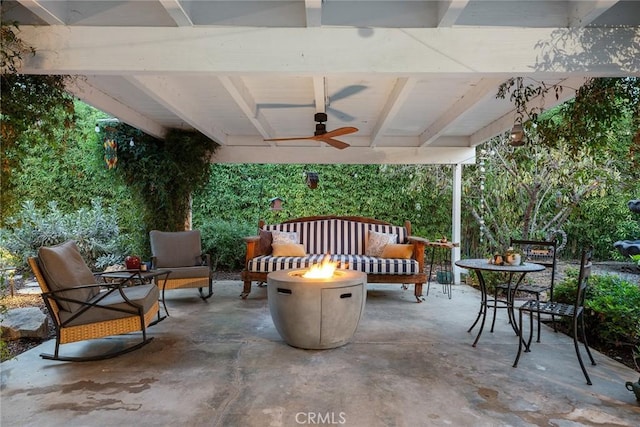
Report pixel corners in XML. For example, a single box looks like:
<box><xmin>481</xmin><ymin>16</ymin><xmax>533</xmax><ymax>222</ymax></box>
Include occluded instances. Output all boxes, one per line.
<box><xmin>408</xmin><ymin>236</ymin><xmax>429</xmax><ymax>245</ymax></box>
<box><xmin>243</xmin><ymin>236</ymin><xmax>261</xmax><ymax>264</ymax></box>
<box><xmin>408</xmin><ymin>236</ymin><xmax>429</xmax><ymax>271</ymax></box>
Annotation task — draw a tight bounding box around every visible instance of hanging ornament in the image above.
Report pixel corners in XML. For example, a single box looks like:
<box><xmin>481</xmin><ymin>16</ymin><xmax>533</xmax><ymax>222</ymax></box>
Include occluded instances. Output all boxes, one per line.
<box><xmin>104</xmin><ymin>139</ymin><xmax>118</xmax><ymax>169</ymax></box>
<box><xmin>478</xmin><ymin>150</ymin><xmax>487</xmax><ymax>244</ymax></box>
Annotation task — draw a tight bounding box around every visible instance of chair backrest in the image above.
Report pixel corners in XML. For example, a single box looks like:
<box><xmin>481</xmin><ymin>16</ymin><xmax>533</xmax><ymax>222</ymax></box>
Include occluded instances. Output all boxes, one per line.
<box><xmin>150</xmin><ymin>230</ymin><xmax>203</xmax><ymax>268</ymax></box>
<box><xmin>574</xmin><ymin>247</ymin><xmax>593</xmax><ymax>311</ymax></box>
<box><xmin>29</xmin><ymin>240</ymin><xmax>100</xmax><ymax>313</ymax></box>
<box><xmin>511</xmin><ymin>238</ymin><xmax>558</xmax><ymax>288</ymax></box>
<box><xmin>28</xmin><ymin>257</ymin><xmax>61</xmax><ymax>322</ymax></box>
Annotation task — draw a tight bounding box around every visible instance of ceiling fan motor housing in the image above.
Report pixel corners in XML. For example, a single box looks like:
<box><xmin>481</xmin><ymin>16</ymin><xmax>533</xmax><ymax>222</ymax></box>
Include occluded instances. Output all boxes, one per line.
<box><xmin>314</xmin><ymin>123</ymin><xmax>327</xmax><ymax>136</ymax></box>
<box><xmin>314</xmin><ymin>112</ymin><xmax>328</xmax><ymax>135</ymax></box>
<box><xmin>314</xmin><ymin>112</ymin><xmax>328</xmax><ymax>123</ymax></box>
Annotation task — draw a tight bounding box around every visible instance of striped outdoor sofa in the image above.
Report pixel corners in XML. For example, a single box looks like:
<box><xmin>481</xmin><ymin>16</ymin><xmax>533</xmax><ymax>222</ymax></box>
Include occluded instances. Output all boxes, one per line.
<box><xmin>241</xmin><ymin>216</ymin><xmax>428</xmax><ymax>302</ymax></box>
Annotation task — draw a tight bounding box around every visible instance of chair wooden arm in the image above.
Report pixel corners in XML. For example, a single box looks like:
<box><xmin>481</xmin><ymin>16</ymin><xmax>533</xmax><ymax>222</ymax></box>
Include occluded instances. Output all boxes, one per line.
<box><xmin>408</xmin><ymin>236</ymin><xmax>428</xmax><ymax>271</ymax></box>
<box><xmin>408</xmin><ymin>236</ymin><xmax>429</xmax><ymax>245</ymax></box>
<box><xmin>243</xmin><ymin>235</ymin><xmax>261</xmax><ymax>262</ymax></box>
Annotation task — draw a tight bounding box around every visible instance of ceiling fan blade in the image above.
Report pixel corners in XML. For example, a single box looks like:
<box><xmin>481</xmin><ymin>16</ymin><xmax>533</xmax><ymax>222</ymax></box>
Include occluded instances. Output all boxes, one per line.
<box><xmin>258</xmin><ymin>102</ymin><xmax>314</xmax><ymax>109</ymax></box>
<box><xmin>314</xmin><ymin>137</ymin><xmax>350</xmax><ymax>150</ymax></box>
<box><xmin>329</xmin><ymin>85</ymin><xmax>367</xmax><ymax>103</ymax></box>
<box><xmin>320</xmin><ymin>126</ymin><xmax>358</xmax><ymax>138</ymax></box>
<box><xmin>264</xmin><ymin>136</ymin><xmax>314</xmax><ymax>142</ymax></box>
<box><xmin>327</xmin><ymin>106</ymin><xmax>356</xmax><ymax>122</ymax></box>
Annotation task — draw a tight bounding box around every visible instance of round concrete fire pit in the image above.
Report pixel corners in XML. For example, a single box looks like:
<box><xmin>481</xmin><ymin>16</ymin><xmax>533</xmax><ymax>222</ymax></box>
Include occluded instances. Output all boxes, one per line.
<box><xmin>267</xmin><ymin>269</ymin><xmax>367</xmax><ymax>350</ymax></box>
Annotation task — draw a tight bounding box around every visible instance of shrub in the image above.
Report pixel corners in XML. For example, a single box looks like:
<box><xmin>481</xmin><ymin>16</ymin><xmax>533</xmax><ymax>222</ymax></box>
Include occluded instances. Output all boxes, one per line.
<box><xmin>463</xmin><ymin>269</ymin><xmax>511</xmax><ymax>296</ymax></box>
<box><xmin>199</xmin><ymin>218</ymin><xmax>255</xmax><ymax>270</ymax></box>
<box><xmin>554</xmin><ymin>270</ymin><xmax>640</xmax><ymax>347</ymax></box>
<box><xmin>2</xmin><ymin>199</ymin><xmax>126</xmax><ymax>269</ymax></box>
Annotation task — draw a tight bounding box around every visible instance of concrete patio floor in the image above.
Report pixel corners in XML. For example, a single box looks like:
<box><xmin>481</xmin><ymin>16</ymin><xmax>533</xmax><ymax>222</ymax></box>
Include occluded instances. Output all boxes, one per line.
<box><xmin>2</xmin><ymin>280</ymin><xmax>639</xmax><ymax>426</ymax></box>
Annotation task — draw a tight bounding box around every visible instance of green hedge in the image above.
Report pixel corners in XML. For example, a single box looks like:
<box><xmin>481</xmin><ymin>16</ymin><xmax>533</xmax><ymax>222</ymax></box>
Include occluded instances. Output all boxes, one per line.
<box><xmin>199</xmin><ymin>218</ymin><xmax>256</xmax><ymax>270</ymax></box>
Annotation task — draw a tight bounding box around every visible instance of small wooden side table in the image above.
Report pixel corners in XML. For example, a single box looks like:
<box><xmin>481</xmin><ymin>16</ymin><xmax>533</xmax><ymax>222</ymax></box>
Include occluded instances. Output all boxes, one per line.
<box><xmin>425</xmin><ymin>241</ymin><xmax>459</xmax><ymax>299</ymax></box>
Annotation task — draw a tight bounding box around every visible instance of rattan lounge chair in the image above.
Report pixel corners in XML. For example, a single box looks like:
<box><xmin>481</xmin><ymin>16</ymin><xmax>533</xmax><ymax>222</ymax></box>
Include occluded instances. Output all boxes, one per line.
<box><xmin>149</xmin><ymin>230</ymin><xmax>214</xmax><ymax>300</ymax></box>
<box><xmin>28</xmin><ymin>240</ymin><xmax>160</xmax><ymax>362</ymax></box>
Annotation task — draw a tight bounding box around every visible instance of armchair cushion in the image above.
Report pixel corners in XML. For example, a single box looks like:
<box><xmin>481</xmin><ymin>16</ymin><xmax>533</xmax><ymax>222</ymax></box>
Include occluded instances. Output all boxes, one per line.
<box><xmin>150</xmin><ymin>230</ymin><xmax>203</xmax><ymax>268</ymax></box>
<box><xmin>59</xmin><ymin>284</ymin><xmax>159</xmax><ymax>327</ymax></box>
<box><xmin>38</xmin><ymin>241</ymin><xmax>100</xmax><ymax>312</ymax></box>
<box><xmin>163</xmin><ymin>265</ymin><xmax>211</xmax><ymax>279</ymax></box>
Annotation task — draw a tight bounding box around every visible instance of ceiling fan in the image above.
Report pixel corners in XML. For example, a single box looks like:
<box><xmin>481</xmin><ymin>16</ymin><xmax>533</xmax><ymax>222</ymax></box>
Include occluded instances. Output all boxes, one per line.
<box><xmin>264</xmin><ymin>113</ymin><xmax>357</xmax><ymax>150</ymax></box>
<box><xmin>258</xmin><ymin>85</ymin><xmax>367</xmax><ymax>122</ymax></box>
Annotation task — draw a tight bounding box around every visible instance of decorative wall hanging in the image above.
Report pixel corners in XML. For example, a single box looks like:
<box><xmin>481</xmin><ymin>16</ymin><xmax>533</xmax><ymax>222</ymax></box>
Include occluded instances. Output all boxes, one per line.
<box><xmin>104</xmin><ymin>139</ymin><xmax>118</xmax><ymax>169</ymax></box>
<box><xmin>305</xmin><ymin>172</ymin><xmax>319</xmax><ymax>189</ymax></box>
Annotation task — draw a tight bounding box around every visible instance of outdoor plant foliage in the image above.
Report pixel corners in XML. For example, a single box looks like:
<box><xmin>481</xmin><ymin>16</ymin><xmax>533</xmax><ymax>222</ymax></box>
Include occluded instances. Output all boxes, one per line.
<box><xmin>106</xmin><ymin>124</ymin><xmax>218</xmax><ymax>233</ymax></box>
<box><xmin>498</xmin><ymin>77</ymin><xmax>640</xmax><ymax>172</ymax></box>
<box><xmin>2</xmin><ymin>199</ymin><xmax>124</xmax><ymax>270</ymax></box>
<box><xmin>1</xmin><ymin>23</ymin><xmax>75</xmax><ymax>220</ymax></box>
<box><xmin>199</xmin><ymin>218</ymin><xmax>256</xmax><ymax>270</ymax></box>
<box><xmin>193</xmin><ymin>163</ymin><xmax>453</xmax><ymax>241</ymax></box>
<box><xmin>554</xmin><ymin>269</ymin><xmax>640</xmax><ymax>351</ymax></box>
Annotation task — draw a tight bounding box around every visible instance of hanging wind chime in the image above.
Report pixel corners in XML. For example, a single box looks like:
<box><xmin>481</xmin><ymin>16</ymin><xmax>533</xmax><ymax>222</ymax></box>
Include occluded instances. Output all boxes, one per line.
<box><xmin>104</xmin><ymin>139</ymin><xmax>118</xmax><ymax>169</ymax></box>
<box><xmin>478</xmin><ymin>148</ymin><xmax>487</xmax><ymax>245</ymax></box>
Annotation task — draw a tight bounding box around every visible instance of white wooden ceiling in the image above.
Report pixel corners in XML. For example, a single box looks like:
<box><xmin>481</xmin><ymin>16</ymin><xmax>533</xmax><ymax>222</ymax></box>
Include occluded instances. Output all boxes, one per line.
<box><xmin>4</xmin><ymin>0</ymin><xmax>639</xmax><ymax>165</ymax></box>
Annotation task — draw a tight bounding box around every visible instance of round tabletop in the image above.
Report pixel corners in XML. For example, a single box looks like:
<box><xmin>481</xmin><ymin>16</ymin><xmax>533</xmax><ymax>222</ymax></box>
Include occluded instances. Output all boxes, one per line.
<box><xmin>455</xmin><ymin>258</ymin><xmax>545</xmax><ymax>273</ymax></box>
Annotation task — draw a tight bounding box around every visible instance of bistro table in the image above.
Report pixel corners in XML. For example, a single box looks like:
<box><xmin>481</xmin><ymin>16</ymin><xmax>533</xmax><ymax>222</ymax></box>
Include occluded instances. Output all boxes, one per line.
<box><xmin>455</xmin><ymin>259</ymin><xmax>544</xmax><ymax>347</ymax></box>
<box><xmin>100</xmin><ymin>269</ymin><xmax>172</xmax><ymax>321</ymax></box>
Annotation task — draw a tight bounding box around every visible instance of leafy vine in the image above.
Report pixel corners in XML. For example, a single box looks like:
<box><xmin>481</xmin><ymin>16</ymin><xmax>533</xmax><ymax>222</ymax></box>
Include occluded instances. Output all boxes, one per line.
<box><xmin>102</xmin><ymin>124</ymin><xmax>218</xmax><ymax>233</ymax></box>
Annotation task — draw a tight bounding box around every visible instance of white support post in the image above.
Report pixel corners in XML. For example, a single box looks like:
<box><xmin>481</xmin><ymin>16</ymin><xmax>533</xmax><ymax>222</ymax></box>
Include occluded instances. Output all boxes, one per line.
<box><xmin>452</xmin><ymin>163</ymin><xmax>462</xmax><ymax>284</ymax></box>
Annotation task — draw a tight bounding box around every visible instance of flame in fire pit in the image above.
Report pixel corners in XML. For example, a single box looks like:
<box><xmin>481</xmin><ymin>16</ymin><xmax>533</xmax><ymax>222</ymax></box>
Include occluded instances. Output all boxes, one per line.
<box><xmin>302</xmin><ymin>254</ymin><xmax>338</xmax><ymax>279</ymax></box>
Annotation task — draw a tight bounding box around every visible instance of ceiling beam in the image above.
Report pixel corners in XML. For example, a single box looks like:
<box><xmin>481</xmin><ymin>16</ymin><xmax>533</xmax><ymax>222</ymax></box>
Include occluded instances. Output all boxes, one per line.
<box><xmin>569</xmin><ymin>0</ymin><xmax>619</xmax><ymax>27</ymax></box>
<box><xmin>125</xmin><ymin>75</ymin><xmax>228</xmax><ymax>145</ymax></box>
<box><xmin>212</xmin><ymin>146</ymin><xmax>476</xmax><ymax>165</ymax></box>
<box><xmin>305</xmin><ymin>0</ymin><xmax>322</xmax><ymax>27</ymax></box>
<box><xmin>18</xmin><ymin>26</ymin><xmax>638</xmax><ymax>76</ymax></box>
<box><xmin>437</xmin><ymin>0</ymin><xmax>469</xmax><ymax>27</ymax></box>
<box><xmin>16</xmin><ymin>0</ymin><xmax>65</xmax><ymax>25</ymax></box>
<box><xmin>218</xmin><ymin>76</ymin><xmax>275</xmax><ymax>141</ymax></box>
<box><xmin>370</xmin><ymin>78</ymin><xmax>417</xmax><ymax>147</ymax></box>
<box><xmin>158</xmin><ymin>0</ymin><xmax>193</xmax><ymax>27</ymax></box>
<box><xmin>66</xmin><ymin>78</ymin><xmax>167</xmax><ymax>139</ymax></box>
<box><xmin>419</xmin><ymin>77</ymin><xmax>504</xmax><ymax>147</ymax></box>
<box><xmin>313</xmin><ymin>76</ymin><xmax>326</xmax><ymax>113</ymax></box>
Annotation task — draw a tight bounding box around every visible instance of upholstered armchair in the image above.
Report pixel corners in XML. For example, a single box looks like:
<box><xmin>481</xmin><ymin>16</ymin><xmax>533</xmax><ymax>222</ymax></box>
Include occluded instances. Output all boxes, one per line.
<box><xmin>149</xmin><ymin>230</ymin><xmax>214</xmax><ymax>300</ymax></box>
<box><xmin>29</xmin><ymin>240</ymin><xmax>160</xmax><ymax>361</ymax></box>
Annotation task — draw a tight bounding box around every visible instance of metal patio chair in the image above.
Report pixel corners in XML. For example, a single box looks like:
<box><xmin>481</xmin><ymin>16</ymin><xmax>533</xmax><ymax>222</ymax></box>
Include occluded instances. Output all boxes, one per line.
<box><xmin>513</xmin><ymin>247</ymin><xmax>596</xmax><ymax>385</ymax></box>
